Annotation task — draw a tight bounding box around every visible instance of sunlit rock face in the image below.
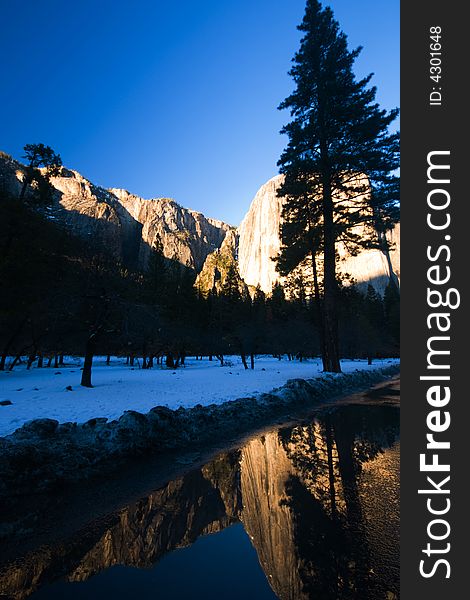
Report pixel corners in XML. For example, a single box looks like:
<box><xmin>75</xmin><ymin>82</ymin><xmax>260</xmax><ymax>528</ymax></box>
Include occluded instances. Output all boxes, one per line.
<box><xmin>1</xmin><ymin>153</ymin><xmax>399</xmax><ymax>293</ymax></box>
<box><xmin>195</xmin><ymin>229</ymin><xmax>249</xmax><ymax>297</ymax></box>
<box><xmin>238</xmin><ymin>175</ymin><xmax>284</xmax><ymax>295</ymax></box>
<box><xmin>337</xmin><ymin>221</ymin><xmax>400</xmax><ymax>294</ymax></box>
<box><xmin>49</xmin><ymin>172</ymin><xmax>231</xmax><ymax>271</ymax></box>
<box><xmin>0</xmin><ymin>154</ymin><xmax>231</xmax><ymax>272</ymax></box>
<box><xmin>237</xmin><ymin>174</ymin><xmax>400</xmax><ymax>295</ymax></box>
<box><xmin>110</xmin><ymin>187</ymin><xmax>231</xmax><ymax>271</ymax></box>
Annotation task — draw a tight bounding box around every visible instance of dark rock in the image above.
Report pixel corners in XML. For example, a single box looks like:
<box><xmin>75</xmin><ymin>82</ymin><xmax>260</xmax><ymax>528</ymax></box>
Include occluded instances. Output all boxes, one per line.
<box><xmin>65</xmin><ymin>385</ymin><xmax>73</xmax><ymax>391</ymax></box>
<box><xmin>18</xmin><ymin>419</ymin><xmax>59</xmax><ymax>438</ymax></box>
<box><xmin>0</xmin><ymin>400</ymin><xmax>12</xmax><ymax>406</ymax></box>
<box><xmin>117</xmin><ymin>411</ymin><xmax>149</xmax><ymax>435</ymax></box>
<box><xmin>82</xmin><ymin>417</ymin><xmax>108</xmax><ymax>429</ymax></box>
<box><xmin>149</xmin><ymin>406</ymin><xmax>175</xmax><ymax>420</ymax></box>
<box><xmin>57</xmin><ymin>422</ymin><xmax>77</xmax><ymax>434</ymax></box>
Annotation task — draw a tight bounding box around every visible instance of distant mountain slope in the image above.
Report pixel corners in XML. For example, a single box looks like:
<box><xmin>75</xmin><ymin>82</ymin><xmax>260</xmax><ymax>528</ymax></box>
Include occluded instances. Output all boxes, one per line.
<box><xmin>1</xmin><ymin>152</ymin><xmax>399</xmax><ymax>292</ymax></box>
<box><xmin>0</xmin><ymin>153</ymin><xmax>231</xmax><ymax>272</ymax></box>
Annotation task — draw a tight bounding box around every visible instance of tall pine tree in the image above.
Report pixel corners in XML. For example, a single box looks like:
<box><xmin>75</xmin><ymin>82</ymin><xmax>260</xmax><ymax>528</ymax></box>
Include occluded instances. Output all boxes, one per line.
<box><xmin>277</xmin><ymin>0</ymin><xmax>399</xmax><ymax>372</ymax></box>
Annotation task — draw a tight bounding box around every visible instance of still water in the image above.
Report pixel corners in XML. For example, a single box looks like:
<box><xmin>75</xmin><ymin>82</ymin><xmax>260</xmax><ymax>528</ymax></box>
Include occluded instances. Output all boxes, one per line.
<box><xmin>1</xmin><ymin>400</ymin><xmax>399</xmax><ymax>600</ymax></box>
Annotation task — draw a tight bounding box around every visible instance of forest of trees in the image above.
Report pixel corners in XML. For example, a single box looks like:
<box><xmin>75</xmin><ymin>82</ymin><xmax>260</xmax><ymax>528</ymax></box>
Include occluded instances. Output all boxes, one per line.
<box><xmin>0</xmin><ymin>0</ymin><xmax>400</xmax><ymax>385</ymax></box>
<box><xmin>0</xmin><ymin>172</ymin><xmax>399</xmax><ymax>386</ymax></box>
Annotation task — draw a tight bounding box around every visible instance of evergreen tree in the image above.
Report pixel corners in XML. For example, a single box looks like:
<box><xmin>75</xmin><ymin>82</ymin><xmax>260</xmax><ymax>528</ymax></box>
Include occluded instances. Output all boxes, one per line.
<box><xmin>268</xmin><ymin>282</ymin><xmax>287</xmax><ymax>321</ymax></box>
<box><xmin>277</xmin><ymin>0</ymin><xmax>399</xmax><ymax>372</ymax></box>
<box><xmin>147</xmin><ymin>235</ymin><xmax>166</xmax><ymax>301</ymax></box>
<box><xmin>20</xmin><ymin>143</ymin><xmax>62</xmax><ymax>201</ymax></box>
<box><xmin>384</xmin><ymin>281</ymin><xmax>400</xmax><ymax>347</ymax></box>
<box><xmin>220</xmin><ymin>262</ymin><xmax>242</xmax><ymax>302</ymax></box>
<box><xmin>364</xmin><ymin>284</ymin><xmax>384</xmax><ymax>331</ymax></box>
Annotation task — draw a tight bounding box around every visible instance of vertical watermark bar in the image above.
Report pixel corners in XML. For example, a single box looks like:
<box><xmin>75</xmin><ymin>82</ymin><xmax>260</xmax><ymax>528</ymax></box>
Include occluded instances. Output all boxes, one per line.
<box><xmin>401</xmin><ymin>1</ymin><xmax>468</xmax><ymax>598</ymax></box>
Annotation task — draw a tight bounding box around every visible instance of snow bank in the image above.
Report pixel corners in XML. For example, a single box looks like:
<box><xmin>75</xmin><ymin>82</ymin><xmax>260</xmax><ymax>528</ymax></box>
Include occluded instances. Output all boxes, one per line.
<box><xmin>0</xmin><ymin>361</ymin><xmax>399</xmax><ymax>500</ymax></box>
<box><xmin>0</xmin><ymin>356</ymin><xmax>399</xmax><ymax>437</ymax></box>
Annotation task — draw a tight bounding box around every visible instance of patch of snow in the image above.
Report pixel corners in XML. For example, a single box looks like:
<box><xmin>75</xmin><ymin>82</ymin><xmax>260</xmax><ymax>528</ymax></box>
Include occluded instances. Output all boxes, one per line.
<box><xmin>0</xmin><ymin>356</ymin><xmax>399</xmax><ymax>437</ymax></box>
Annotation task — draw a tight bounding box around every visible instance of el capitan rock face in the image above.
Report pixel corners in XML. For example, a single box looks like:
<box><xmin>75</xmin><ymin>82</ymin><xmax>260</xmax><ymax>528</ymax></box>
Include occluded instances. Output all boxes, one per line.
<box><xmin>237</xmin><ymin>174</ymin><xmax>400</xmax><ymax>295</ymax></box>
<box><xmin>238</xmin><ymin>175</ymin><xmax>285</xmax><ymax>295</ymax></box>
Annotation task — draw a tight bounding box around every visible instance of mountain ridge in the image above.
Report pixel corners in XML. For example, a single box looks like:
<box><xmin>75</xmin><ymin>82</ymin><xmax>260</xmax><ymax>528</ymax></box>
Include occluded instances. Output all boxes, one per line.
<box><xmin>0</xmin><ymin>153</ymin><xmax>232</xmax><ymax>272</ymax></box>
<box><xmin>0</xmin><ymin>151</ymin><xmax>399</xmax><ymax>294</ymax></box>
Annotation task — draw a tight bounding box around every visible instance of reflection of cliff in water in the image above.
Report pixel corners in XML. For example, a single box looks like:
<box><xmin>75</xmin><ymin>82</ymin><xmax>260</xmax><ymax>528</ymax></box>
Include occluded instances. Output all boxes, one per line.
<box><xmin>241</xmin><ymin>405</ymin><xmax>399</xmax><ymax>600</ymax></box>
<box><xmin>69</xmin><ymin>452</ymin><xmax>242</xmax><ymax>583</ymax></box>
<box><xmin>0</xmin><ymin>404</ymin><xmax>399</xmax><ymax>600</ymax></box>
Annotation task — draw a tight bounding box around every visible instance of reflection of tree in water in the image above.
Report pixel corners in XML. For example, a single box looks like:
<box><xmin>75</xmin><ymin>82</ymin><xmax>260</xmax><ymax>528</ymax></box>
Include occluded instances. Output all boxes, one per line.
<box><xmin>0</xmin><ymin>407</ymin><xmax>399</xmax><ymax>600</ymax></box>
<box><xmin>279</xmin><ymin>405</ymin><xmax>399</xmax><ymax>600</ymax></box>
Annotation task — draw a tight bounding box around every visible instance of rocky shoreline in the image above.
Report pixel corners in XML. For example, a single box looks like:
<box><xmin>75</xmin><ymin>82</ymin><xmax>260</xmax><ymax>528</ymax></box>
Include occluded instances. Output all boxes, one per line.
<box><xmin>0</xmin><ymin>365</ymin><xmax>399</xmax><ymax>502</ymax></box>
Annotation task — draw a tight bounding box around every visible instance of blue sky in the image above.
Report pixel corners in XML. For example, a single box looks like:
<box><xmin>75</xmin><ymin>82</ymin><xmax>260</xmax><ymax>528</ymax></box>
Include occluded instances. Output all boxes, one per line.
<box><xmin>1</xmin><ymin>0</ymin><xmax>399</xmax><ymax>225</ymax></box>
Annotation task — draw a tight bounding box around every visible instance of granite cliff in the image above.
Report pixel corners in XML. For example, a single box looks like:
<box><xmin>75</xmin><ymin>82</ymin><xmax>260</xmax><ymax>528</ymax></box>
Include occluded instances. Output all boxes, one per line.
<box><xmin>1</xmin><ymin>152</ymin><xmax>399</xmax><ymax>293</ymax></box>
<box><xmin>195</xmin><ymin>228</ymin><xmax>249</xmax><ymax>297</ymax></box>
<box><xmin>237</xmin><ymin>174</ymin><xmax>400</xmax><ymax>295</ymax></box>
<box><xmin>0</xmin><ymin>153</ymin><xmax>231</xmax><ymax>272</ymax></box>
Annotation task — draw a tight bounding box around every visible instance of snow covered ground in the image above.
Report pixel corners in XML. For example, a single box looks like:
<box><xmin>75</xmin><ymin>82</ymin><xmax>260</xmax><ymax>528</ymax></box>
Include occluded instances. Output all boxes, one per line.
<box><xmin>0</xmin><ymin>356</ymin><xmax>399</xmax><ymax>437</ymax></box>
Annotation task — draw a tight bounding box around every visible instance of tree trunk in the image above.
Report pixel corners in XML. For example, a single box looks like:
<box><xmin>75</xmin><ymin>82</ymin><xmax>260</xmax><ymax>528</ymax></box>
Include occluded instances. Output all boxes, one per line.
<box><xmin>166</xmin><ymin>353</ymin><xmax>175</xmax><ymax>368</ymax></box>
<box><xmin>147</xmin><ymin>355</ymin><xmax>154</xmax><ymax>368</ymax></box>
<box><xmin>378</xmin><ymin>230</ymin><xmax>400</xmax><ymax>290</ymax></box>
<box><xmin>59</xmin><ymin>353</ymin><xmax>64</xmax><ymax>366</ymax></box>
<box><xmin>310</xmin><ymin>249</ymin><xmax>328</xmax><ymax>371</ymax></box>
<box><xmin>9</xmin><ymin>354</ymin><xmax>21</xmax><ymax>371</ymax></box>
<box><xmin>106</xmin><ymin>355</ymin><xmax>111</xmax><ymax>365</ymax></box>
<box><xmin>334</xmin><ymin>421</ymin><xmax>370</xmax><ymax>595</ymax></box>
<box><xmin>81</xmin><ymin>337</ymin><xmax>95</xmax><ymax>387</ymax></box>
<box><xmin>37</xmin><ymin>354</ymin><xmax>43</xmax><ymax>368</ymax></box>
<box><xmin>0</xmin><ymin>318</ymin><xmax>27</xmax><ymax>371</ymax></box>
<box><xmin>47</xmin><ymin>356</ymin><xmax>53</xmax><ymax>367</ymax></box>
<box><xmin>322</xmin><ymin>176</ymin><xmax>341</xmax><ymax>372</ymax></box>
<box><xmin>19</xmin><ymin>177</ymin><xmax>29</xmax><ymax>201</ymax></box>
<box><xmin>324</xmin><ymin>417</ymin><xmax>337</xmax><ymax>517</ymax></box>
<box><xmin>54</xmin><ymin>354</ymin><xmax>59</xmax><ymax>369</ymax></box>
<box><xmin>250</xmin><ymin>353</ymin><xmax>255</xmax><ymax>370</ymax></box>
<box><xmin>27</xmin><ymin>354</ymin><xmax>36</xmax><ymax>369</ymax></box>
<box><xmin>240</xmin><ymin>353</ymin><xmax>248</xmax><ymax>369</ymax></box>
